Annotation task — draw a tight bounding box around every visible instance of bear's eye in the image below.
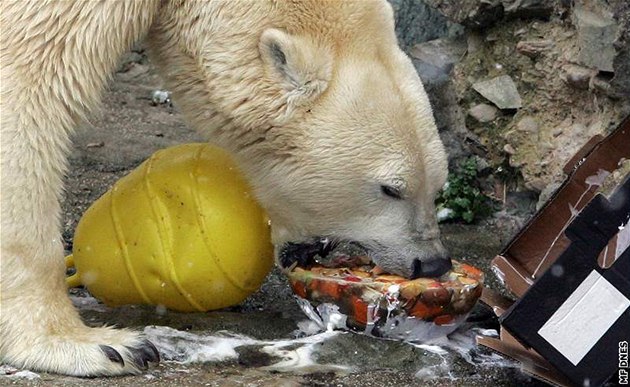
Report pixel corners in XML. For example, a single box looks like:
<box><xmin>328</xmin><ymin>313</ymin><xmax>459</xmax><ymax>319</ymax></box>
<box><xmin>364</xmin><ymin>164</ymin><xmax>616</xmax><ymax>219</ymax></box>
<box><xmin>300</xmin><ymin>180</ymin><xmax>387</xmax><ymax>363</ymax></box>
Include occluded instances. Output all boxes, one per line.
<box><xmin>381</xmin><ymin>185</ymin><xmax>403</xmax><ymax>200</ymax></box>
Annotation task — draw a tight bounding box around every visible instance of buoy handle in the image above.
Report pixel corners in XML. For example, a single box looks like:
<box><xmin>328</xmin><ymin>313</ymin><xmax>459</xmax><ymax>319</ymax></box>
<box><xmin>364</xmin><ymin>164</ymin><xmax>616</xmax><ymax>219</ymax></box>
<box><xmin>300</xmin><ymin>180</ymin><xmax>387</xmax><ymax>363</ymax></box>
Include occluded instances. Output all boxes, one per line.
<box><xmin>65</xmin><ymin>254</ymin><xmax>82</xmax><ymax>288</ymax></box>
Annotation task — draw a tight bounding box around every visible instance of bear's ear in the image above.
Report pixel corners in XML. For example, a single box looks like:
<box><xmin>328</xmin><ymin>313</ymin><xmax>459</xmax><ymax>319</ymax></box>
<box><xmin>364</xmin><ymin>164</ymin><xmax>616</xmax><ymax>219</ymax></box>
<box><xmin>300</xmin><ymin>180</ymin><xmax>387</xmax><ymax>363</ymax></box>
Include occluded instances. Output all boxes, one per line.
<box><xmin>259</xmin><ymin>29</ymin><xmax>332</xmax><ymax>111</ymax></box>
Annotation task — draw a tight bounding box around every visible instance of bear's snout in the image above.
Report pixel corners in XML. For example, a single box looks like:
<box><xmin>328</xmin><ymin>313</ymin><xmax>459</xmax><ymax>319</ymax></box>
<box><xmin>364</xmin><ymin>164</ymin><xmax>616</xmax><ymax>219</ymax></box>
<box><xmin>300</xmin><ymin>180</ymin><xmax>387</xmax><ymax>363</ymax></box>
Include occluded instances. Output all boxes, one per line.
<box><xmin>277</xmin><ymin>236</ymin><xmax>453</xmax><ymax>279</ymax></box>
<box><xmin>409</xmin><ymin>237</ymin><xmax>451</xmax><ymax>278</ymax></box>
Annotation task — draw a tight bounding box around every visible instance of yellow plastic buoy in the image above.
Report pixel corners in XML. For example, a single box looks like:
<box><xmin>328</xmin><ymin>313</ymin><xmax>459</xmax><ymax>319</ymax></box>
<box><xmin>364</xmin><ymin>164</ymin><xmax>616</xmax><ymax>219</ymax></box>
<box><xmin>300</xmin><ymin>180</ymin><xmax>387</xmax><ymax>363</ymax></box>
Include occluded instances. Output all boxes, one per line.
<box><xmin>66</xmin><ymin>143</ymin><xmax>274</xmax><ymax>312</ymax></box>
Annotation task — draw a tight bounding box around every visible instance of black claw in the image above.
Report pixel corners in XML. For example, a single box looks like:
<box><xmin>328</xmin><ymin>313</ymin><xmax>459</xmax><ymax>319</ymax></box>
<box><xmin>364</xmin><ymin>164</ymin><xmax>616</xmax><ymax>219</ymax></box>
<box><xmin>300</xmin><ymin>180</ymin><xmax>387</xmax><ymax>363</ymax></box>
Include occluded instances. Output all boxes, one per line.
<box><xmin>125</xmin><ymin>346</ymin><xmax>148</xmax><ymax>370</ymax></box>
<box><xmin>141</xmin><ymin>339</ymin><xmax>160</xmax><ymax>363</ymax></box>
<box><xmin>319</xmin><ymin>239</ymin><xmax>337</xmax><ymax>258</ymax></box>
<box><xmin>279</xmin><ymin>238</ymin><xmax>336</xmax><ymax>269</ymax></box>
<box><xmin>125</xmin><ymin>340</ymin><xmax>160</xmax><ymax>370</ymax></box>
<box><xmin>100</xmin><ymin>345</ymin><xmax>124</xmax><ymax>366</ymax></box>
<box><xmin>279</xmin><ymin>242</ymin><xmax>318</xmax><ymax>268</ymax></box>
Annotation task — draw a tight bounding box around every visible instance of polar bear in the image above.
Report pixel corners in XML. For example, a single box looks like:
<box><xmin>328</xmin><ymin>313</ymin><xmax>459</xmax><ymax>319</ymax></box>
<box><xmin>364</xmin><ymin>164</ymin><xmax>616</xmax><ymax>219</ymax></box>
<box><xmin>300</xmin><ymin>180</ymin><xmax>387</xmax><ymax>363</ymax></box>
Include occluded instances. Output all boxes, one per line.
<box><xmin>0</xmin><ymin>0</ymin><xmax>450</xmax><ymax>377</ymax></box>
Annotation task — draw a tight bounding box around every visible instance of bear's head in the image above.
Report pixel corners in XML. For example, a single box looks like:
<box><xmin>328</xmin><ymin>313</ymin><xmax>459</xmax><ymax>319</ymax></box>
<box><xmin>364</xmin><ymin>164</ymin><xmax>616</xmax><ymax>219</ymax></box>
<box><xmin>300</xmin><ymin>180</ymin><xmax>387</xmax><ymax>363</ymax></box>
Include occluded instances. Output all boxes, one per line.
<box><xmin>151</xmin><ymin>0</ymin><xmax>450</xmax><ymax>278</ymax></box>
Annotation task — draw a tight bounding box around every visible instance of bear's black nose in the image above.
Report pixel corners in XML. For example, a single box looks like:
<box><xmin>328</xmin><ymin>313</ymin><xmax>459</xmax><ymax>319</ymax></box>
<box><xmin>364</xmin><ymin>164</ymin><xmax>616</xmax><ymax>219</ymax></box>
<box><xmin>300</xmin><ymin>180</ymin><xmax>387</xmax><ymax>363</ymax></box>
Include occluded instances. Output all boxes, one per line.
<box><xmin>411</xmin><ymin>257</ymin><xmax>452</xmax><ymax>278</ymax></box>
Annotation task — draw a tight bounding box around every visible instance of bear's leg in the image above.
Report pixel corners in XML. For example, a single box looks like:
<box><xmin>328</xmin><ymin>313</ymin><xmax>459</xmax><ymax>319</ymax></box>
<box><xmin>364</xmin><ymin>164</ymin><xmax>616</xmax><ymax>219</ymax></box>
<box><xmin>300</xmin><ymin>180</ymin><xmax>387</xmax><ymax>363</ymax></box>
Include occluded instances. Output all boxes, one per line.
<box><xmin>0</xmin><ymin>1</ymin><xmax>161</xmax><ymax>376</ymax></box>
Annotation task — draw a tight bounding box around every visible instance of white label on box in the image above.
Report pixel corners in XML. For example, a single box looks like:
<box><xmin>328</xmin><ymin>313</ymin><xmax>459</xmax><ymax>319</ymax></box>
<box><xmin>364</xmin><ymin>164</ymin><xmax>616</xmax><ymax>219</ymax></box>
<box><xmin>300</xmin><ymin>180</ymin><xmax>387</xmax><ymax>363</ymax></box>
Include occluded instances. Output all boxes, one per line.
<box><xmin>538</xmin><ymin>270</ymin><xmax>630</xmax><ymax>366</ymax></box>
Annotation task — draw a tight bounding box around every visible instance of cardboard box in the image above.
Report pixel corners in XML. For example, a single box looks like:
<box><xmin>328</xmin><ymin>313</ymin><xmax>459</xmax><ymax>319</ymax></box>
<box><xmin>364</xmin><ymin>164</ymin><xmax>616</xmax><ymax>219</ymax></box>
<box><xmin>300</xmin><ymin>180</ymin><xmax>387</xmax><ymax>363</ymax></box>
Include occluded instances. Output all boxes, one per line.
<box><xmin>478</xmin><ymin>116</ymin><xmax>630</xmax><ymax>386</ymax></box>
<box><xmin>501</xmin><ymin>177</ymin><xmax>629</xmax><ymax>386</ymax></box>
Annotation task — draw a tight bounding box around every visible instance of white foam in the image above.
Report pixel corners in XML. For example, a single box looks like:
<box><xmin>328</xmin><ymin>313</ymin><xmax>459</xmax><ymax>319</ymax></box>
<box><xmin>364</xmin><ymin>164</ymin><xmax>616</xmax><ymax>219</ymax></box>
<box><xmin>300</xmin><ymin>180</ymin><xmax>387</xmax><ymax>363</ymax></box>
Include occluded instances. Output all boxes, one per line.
<box><xmin>414</xmin><ymin>357</ymin><xmax>455</xmax><ymax>381</ymax></box>
<box><xmin>144</xmin><ymin>326</ymin><xmax>257</xmax><ymax>363</ymax></box>
<box><xmin>0</xmin><ymin>366</ymin><xmax>40</xmax><ymax>380</ymax></box>
<box><xmin>143</xmin><ymin>325</ymin><xmax>352</xmax><ymax>373</ymax></box>
<box><xmin>295</xmin><ymin>319</ymin><xmax>323</xmax><ymax>337</ymax></box>
<box><xmin>414</xmin><ymin>325</ymin><xmax>515</xmax><ymax>369</ymax></box>
<box><xmin>381</xmin><ymin>314</ymin><xmax>466</xmax><ymax>342</ymax></box>
<box><xmin>260</xmin><ymin>331</ymin><xmax>352</xmax><ymax>373</ymax></box>
<box><xmin>9</xmin><ymin>370</ymin><xmax>40</xmax><ymax>380</ymax></box>
<box><xmin>293</xmin><ymin>297</ymin><xmax>516</xmax><ymax>381</ymax></box>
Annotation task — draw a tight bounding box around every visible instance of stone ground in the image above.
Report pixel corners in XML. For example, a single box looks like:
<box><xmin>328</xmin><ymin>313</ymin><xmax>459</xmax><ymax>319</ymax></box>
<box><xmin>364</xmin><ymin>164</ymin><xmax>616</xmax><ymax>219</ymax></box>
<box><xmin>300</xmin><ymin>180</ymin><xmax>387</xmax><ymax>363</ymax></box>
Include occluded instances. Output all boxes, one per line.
<box><xmin>1</xmin><ymin>63</ymin><xmax>548</xmax><ymax>387</ymax></box>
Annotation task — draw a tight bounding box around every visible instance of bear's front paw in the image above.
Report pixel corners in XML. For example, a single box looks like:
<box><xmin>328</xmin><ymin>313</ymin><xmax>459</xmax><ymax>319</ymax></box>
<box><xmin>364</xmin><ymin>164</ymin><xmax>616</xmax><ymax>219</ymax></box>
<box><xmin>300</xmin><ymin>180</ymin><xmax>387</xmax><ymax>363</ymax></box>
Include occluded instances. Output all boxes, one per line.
<box><xmin>1</xmin><ymin>323</ymin><xmax>160</xmax><ymax>377</ymax></box>
<box><xmin>278</xmin><ymin>238</ymin><xmax>336</xmax><ymax>269</ymax></box>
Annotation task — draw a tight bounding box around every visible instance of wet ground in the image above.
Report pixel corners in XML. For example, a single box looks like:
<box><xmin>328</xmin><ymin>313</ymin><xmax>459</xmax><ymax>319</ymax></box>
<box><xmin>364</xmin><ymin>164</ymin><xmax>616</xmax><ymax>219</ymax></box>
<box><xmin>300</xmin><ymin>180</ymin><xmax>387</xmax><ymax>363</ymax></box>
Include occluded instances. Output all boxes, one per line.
<box><xmin>1</xmin><ymin>61</ymin><xmax>547</xmax><ymax>386</ymax></box>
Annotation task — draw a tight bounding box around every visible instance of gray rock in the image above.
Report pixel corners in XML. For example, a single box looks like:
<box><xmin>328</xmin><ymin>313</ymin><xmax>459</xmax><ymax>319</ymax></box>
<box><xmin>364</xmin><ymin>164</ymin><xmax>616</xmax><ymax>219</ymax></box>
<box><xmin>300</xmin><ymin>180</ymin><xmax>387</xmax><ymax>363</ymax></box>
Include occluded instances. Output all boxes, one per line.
<box><xmin>472</xmin><ymin>75</ymin><xmax>522</xmax><ymax>109</ymax></box>
<box><xmin>151</xmin><ymin>90</ymin><xmax>171</xmax><ymax>106</ymax></box>
<box><xmin>409</xmin><ymin>38</ymin><xmax>467</xmax><ymax>87</ymax></box>
<box><xmin>516</xmin><ymin>116</ymin><xmax>539</xmax><ymax>133</ymax></box>
<box><xmin>561</xmin><ymin>64</ymin><xmax>595</xmax><ymax>90</ymax></box>
<box><xmin>466</xmin><ymin>32</ymin><xmax>485</xmax><ymax>54</ymax></box>
<box><xmin>432</xmin><ymin>84</ymin><xmax>470</xmax><ymax>165</ymax></box>
<box><xmin>409</xmin><ymin>38</ymin><xmax>470</xmax><ymax>165</ymax></box>
<box><xmin>421</xmin><ymin>73</ymin><xmax>470</xmax><ymax>164</ymax></box>
<box><xmin>86</xmin><ymin>141</ymin><xmax>105</xmax><ymax>149</ymax></box>
<box><xmin>573</xmin><ymin>6</ymin><xmax>618</xmax><ymax>72</ymax></box>
<box><xmin>607</xmin><ymin>0</ymin><xmax>630</xmax><ymax>98</ymax></box>
<box><xmin>515</xmin><ymin>39</ymin><xmax>553</xmax><ymax>58</ymax></box>
<box><xmin>591</xmin><ymin>74</ymin><xmax>613</xmax><ymax>94</ymax></box>
<box><xmin>468</xmin><ymin>103</ymin><xmax>498</xmax><ymax>123</ymax></box>
<box><xmin>424</xmin><ymin>0</ymin><xmax>555</xmax><ymax>28</ymax></box>
<box><xmin>424</xmin><ymin>0</ymin><xmax>503</xmax><ymax>28</ymax></box>
<box><xmin>388</xmin><ymin>0</ymin><xmax>453</xmax><ymax>48</ymax></box>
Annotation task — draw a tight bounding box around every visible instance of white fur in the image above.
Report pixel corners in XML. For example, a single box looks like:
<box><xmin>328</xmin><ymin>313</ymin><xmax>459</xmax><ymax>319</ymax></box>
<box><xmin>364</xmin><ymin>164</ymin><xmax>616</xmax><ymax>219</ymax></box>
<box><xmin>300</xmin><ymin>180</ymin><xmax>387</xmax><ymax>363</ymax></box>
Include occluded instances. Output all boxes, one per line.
<box><xmin>0</xmin><ymin>0</ymin><xmax>447</xmax><ymax>376</ymax></box>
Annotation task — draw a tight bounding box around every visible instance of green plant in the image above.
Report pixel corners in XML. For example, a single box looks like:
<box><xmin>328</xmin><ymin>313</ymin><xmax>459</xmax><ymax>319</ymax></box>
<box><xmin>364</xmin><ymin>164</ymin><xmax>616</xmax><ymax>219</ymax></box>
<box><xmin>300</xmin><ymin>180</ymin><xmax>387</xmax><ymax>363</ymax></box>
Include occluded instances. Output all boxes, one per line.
<box><xmin>436</xmin><ymin>158</ymin><xmax>491</xmax><ymax>223</ymax></box>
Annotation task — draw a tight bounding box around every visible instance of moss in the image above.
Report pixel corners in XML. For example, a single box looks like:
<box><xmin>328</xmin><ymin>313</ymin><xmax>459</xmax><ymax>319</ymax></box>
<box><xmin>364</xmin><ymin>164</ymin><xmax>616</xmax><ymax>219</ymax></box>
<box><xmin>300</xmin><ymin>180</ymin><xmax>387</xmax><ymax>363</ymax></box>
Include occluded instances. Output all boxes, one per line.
<box><xmin>436</xmin><ymin>158</ymin><xmax>493</xmax><ymax>223</ymax></box>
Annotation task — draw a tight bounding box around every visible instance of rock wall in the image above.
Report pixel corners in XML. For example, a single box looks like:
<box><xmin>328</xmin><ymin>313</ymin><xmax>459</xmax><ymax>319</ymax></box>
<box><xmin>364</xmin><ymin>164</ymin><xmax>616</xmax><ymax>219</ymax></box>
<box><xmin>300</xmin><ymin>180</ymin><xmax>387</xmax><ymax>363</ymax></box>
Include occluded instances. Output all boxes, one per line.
<box><xmin>394</xmin><ymin>0</ymin><xmax>630</xmax><ymax>209</ymax></box>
